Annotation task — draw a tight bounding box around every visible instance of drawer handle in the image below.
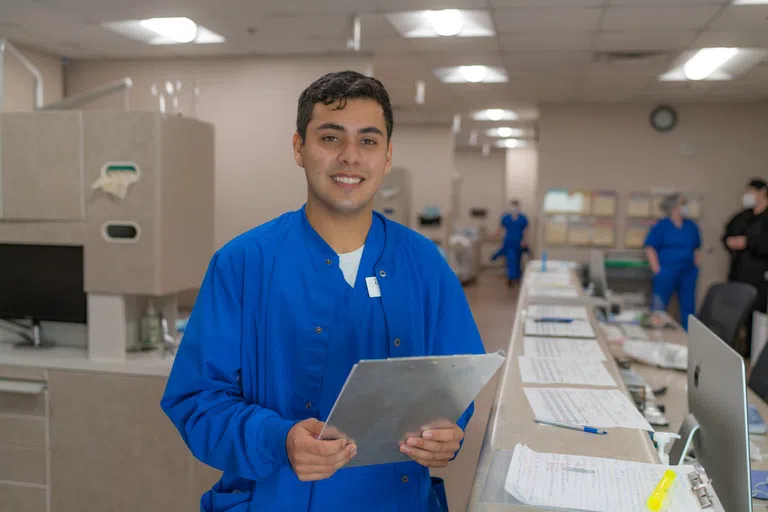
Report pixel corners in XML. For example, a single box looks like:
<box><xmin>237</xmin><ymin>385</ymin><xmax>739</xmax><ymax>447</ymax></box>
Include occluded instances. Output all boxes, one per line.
<box><xmin>0</xmin><ymin>379</ymin><xmax>47</xmax><ymax>395</ymax></box>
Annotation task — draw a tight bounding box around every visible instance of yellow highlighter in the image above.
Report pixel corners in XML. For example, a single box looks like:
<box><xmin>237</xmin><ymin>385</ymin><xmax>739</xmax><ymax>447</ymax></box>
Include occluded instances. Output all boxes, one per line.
<box><xmin>647</xmin><ymin>469</ymin><xmax>677</xmax><ymax>511</ymax></box>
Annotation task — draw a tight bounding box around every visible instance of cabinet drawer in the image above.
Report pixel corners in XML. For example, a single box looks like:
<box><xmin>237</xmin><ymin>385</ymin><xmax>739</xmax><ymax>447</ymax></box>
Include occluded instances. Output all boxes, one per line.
<box><xmin>0</xmin><ymin>445</ymin><xmax>47</xmax><ymax>484</ymax></box>
<box><xmin>0</xmin><ymin>482</ymin><xmax>46</xmax><ymax>512</ymax></box>
<box><xmin>0</xmin><ymin>366</ymin><xmax>46</xmax><ymax>382</ymax></box>
<box><xmin>0</xmin><ymin>415</ymin><xmax>46</xmax><ymax>447</ymax></box>
<box><xmin>0</xmin><ymin>389</ymin><xmax>46</xmax><ymax>417</ymax></box>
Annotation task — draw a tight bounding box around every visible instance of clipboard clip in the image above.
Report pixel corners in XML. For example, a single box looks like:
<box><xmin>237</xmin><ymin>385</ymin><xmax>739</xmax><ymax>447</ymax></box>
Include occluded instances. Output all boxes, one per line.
<box><xmin>687</xmin><ymin>469</ymin><xmax>714</xmax><ymax>509</ymax></box>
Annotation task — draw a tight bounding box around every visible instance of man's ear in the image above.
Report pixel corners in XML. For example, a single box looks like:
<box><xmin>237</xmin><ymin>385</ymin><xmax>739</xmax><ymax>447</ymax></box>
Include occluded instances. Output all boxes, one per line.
<box><xmin>384</xmin><ymin>141</ymin><xmax>393</xmax><ymax>175</ymax></box>
<box><xmin>293</xmin><ymin>132</ymin><xmax>304</xmax><ymax>168</ymax></box>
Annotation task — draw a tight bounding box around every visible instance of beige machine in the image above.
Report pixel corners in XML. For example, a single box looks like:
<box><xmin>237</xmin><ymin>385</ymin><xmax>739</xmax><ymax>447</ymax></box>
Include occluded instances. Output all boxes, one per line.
<box><xmin>0</xmin><ymin>110</ymin><xmax>215</xmax><ymax>360</ymax></box>
<box><xmin>373</xmin><ymin>167</ymin><xmax>411</xmax><ymax>227</ymax></box>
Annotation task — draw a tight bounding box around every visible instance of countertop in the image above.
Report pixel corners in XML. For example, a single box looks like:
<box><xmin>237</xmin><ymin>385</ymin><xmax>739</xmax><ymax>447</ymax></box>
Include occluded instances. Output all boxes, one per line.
<box><xmin>0</xmin><ymin>342</ymin><xmax>175</xmax><ymax>377</ymax></box>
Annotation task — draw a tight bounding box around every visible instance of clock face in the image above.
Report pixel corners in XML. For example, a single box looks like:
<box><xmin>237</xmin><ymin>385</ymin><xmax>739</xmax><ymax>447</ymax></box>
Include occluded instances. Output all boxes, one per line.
<box><xmin>651</xmin><ymin>106</ymin><xmax>677</xmax><ymax>132</ymax></box>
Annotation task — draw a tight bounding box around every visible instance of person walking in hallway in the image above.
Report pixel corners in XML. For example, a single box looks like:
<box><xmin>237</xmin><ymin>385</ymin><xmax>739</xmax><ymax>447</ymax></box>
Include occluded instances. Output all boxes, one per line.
<box><xmin>492</xmin><ymin>199</ymin><xmax>529</xmax><ymax>287</ymax></box>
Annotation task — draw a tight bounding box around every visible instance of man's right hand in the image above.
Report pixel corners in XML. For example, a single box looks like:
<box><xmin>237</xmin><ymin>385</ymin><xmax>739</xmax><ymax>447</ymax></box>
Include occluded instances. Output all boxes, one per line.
<box><xmin>286</xmin><ymin>418</ymin><xmax>356</xmax><ymax>482</ymax></box>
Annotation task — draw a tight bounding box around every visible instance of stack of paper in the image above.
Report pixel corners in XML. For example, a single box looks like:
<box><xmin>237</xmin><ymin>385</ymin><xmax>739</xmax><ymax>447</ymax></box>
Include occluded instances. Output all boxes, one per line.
<box><xmin>523</xmin><ymin>337</ymin><xmax>605</xmax><ymax>361</ymax></box>
<box><xmin>525</xmin><ymin>305</ymin><xmax>590</xmax><ymax>321</ymax></box>
<box><xmin>523</xmin><ymin>387</ymin><xmax>654</xmax><ymax>431</ymax></box>
<box><xmin>527</xmin><ymin>287</ymin><xmax>580</xmax><ymax>299</ymax></box>
<box><xmin>527</xmin><ymin>273</ymin><xmax>573</xmax><ymax>288</ymax></box>
<box><xmin>505</xmin><ymin>444</ymin><xmax>700</xmax><ymax>512</ymax></box>
<box><xmin>525</xmin><ymin>319</ymin><xmax>596</xmax><ymax>338</ymax></box>
<box><xmin>517</xmin><ymin>356</ymin><xmax>616</xmax><ymax>387</ymax></box>
<box><xmin>623</xmin><ymin>340</ymin><xmax>687</xmax><ymax>371</ymax></box>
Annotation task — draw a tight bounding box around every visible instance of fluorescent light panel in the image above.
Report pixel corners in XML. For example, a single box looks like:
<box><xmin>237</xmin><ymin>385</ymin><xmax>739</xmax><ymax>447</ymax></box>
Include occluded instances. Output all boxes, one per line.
<box><xmin>103</xmin><ymin>18</ymin><xmax>225</xmax><ymax>45</ymax></box>
<box><xmin>495</xmin><ymin>139</ymin><xmax>526</xmax><ymax>149</ymax></box>
<box><xmin>433</xmin><ymin>66</ymin><xmax>508</xmax><ymax>84</ymax></box>
<box><xmin>659</xmin><ymin>47</ymin><xmax>768</xmax><ymax>82</ymax></box>
<box><xmin>485</xmin><ymin>127</ymin><xmax>525</xmax><ymax>138</ymax></box>
<box><xmin>731</xmin><ymin>0</ymin><xmax>768</xmax><ymax>5</ymax></box>
<box><xmin>471</xmin><ymin>109</ymin><xmax>518</xmax><ymax>121</ymax></box>
<box><xmin>386</xmin><ymin>10</ymin><xmax>494</xmax><ymax>38</ymax></box>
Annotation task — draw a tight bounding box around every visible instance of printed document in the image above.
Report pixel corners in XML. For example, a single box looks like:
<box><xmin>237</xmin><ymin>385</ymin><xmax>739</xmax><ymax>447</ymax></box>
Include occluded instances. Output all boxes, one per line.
<box><xmin>504</xmin><ymin>444</ymin><xmax>700</xmax><ymax>512</ymax></box>
<box><xmin>525</xmin><ymin>305</ymin><xmax>590</xmax><ymax>320</ymax></box>
<box><xmin>518</xmin><ymin>356</ymin><xmax>617</xmax><ymax>387</ymax></box>
<box><xmin>523</xmin><ymin>388</ymin><xmax>654</xmax><ymax>431</ymax></box>
<box><xmin>528</xmin><ymin>287</ymin><xmax>580</xmax><ymax>299</ymax></box>
<box><xmin>524</xmin><ymin>319</ymin><xmax>596</xmax><ymax>338</ymax></box>
<box><xmin>523</xmin><ymin>337</ymin><xmax>606</xmax><ymax>361</ymax></box>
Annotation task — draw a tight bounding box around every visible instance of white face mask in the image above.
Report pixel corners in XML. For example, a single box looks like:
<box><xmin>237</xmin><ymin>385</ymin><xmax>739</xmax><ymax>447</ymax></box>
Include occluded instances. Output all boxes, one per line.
<box><xmin>680</xmin><ymin>205</ymin><xmax>689</xmax><ymax>217</ymax></box>
<box><xmin>510</xmin><ymin>207</ymin><xmax>519</xmax><ymax>215</ymax></box>
<box><xmin>743</xmin><ymin>193</ymin><xmax>757</xmax><ymax>209</ymax></box>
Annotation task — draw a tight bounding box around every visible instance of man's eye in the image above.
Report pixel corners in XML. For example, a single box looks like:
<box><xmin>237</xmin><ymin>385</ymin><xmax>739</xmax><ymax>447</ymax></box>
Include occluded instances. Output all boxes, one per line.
<box><xmin>362</xmin><ymin>139</ymin><xmax>377</xmax><ymax>145</ymax></box>
<box><xmin>322</xmin><ymin>136</ymin><xmax>340</xmax><ymax>142</ymax></box>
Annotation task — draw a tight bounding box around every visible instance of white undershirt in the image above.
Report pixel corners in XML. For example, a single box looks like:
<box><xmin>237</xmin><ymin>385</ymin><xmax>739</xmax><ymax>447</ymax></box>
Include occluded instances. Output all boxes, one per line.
<box><xmin>338</xmin><ymin>245</ymin><xmax>364</xmax><ymax>288</ymax></box>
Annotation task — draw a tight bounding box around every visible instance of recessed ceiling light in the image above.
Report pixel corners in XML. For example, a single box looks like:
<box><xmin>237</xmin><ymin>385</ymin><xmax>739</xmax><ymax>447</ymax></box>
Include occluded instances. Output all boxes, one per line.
<box><xmin>433</xmin><ymin>66</ymin><xmax>507</xmax><ymax>84</ymax></box>
<box><xmin>486</xmin><ymin>127</ymin><xmax>524</xmax><ymax>138</ymax></box>
<box><xmin>102</xmin><ymin>19</ymin><xmax>225</xmax><ymax>45</ymax></box>
<box><xmin>140</xmin><ymin>17</ymin><xmax>198</xmax><ymax>43</ymax></box>
<box><xmin>496</xmin><ymin>139</ymin><xmax>524</xmax><ymax>149</ymax></box>
<box><xmin>386</xmin><ymin>10</ymin><xmax>494</xmax><ymax>38</ymax></box>
<box><xmin>683</xmin><ymin>47</ymin><xmax>738</xmax><ymax>81</ymax></box>
<box><xmin>469</xmin><ymin>130</ymin><xmax>478</xmax><ymax>146</ymax></box>
<box><xmin>472</xmin><ymin>109</ymin><xmax>518</xmax><ymax>121</ymax></box>
<box><xmin>428</xmin><ymin>9</ymin><xmax>464</xmax><ymax>36</ymax></box>
<box><xmin>459</xmin><ymin>65</ymin><xmax>488</xmax><ymax>83</ymax></box>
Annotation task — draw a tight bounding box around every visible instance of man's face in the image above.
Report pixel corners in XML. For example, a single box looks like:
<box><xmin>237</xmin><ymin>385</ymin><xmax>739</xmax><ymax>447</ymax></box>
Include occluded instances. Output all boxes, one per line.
<box><xmin>293</xmin><ymin>98</ymin><xmax>392</xmax><ymax>215</ymax></box>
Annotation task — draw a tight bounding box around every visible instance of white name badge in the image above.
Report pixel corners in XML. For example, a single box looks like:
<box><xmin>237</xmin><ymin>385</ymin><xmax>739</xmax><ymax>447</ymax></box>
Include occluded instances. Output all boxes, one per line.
<box><xmin>366</xmin><ymin>277</ymin><xmax>382</xmax><ymax>298</ymax></box>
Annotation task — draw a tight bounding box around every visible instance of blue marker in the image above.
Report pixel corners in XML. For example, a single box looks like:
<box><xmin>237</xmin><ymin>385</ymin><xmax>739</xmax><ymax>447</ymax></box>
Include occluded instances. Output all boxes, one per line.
<box><xmin>534</xmin><ymin>317</ymin><xmax>574</xmax><ymax>323</ymax></box>
<box><xmin>535</xmin><ymin>418</ymin><xmax>608</xmax><ymax>435</ymax></box>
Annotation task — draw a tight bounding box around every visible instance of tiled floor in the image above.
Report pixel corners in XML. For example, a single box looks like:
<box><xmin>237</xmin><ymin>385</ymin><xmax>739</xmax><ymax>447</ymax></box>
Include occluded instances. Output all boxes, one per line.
<box><xmin>431</xmin><ymin>271</ymin><xmax>519</xmax><ymax>512</ymax></box>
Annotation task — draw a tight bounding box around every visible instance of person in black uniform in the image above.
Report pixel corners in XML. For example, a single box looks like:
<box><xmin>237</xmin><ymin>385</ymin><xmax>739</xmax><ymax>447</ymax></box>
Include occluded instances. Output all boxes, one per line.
<box><xmin>722</xmin><ymin>178</ymin><xmax>768</xmax><ymax>354</ymax></box>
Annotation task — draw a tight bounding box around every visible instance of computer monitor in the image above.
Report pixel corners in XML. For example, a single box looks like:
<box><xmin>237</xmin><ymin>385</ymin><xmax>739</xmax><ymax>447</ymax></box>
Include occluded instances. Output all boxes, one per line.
<box><xmin>0</xmin><ymin>243</ymin><xmax>87</xmax><ymax>346</ymax></box>
<box><xmin>670</xmin><ymin>316</ymin><xmax>752</xmax><ymax>512</ymax></box>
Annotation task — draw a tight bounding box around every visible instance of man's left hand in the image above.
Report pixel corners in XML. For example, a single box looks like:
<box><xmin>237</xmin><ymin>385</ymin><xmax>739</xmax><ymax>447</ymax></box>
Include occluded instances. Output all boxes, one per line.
<box><xmin>399</xmin><ymin>425</ymin><xmax>464</xmax><ymax>468</ymax></box>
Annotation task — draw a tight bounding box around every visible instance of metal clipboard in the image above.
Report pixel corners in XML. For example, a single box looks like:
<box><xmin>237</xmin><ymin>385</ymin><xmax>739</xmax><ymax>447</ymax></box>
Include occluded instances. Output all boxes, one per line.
<box><xmin>318</xmin><ymin>350</ymin><xmax>506</xmax><ymax>468</ymax></box>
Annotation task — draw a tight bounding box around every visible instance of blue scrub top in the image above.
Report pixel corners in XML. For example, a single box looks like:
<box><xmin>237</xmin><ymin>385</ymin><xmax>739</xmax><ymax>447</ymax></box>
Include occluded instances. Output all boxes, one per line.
<box><xmin>644</xmin><ymin>217</ymin><xmax>701</xmax><ymax>269</ymax></box>
<box><xmin>161</xmin><ymin>206</ymin><xmax>486</xmax><ymax>511</ymax></box>
<box><xmin>501</xmin><ymin>213</ymin><xmax>528</xmax><ymax>244</ymax></box>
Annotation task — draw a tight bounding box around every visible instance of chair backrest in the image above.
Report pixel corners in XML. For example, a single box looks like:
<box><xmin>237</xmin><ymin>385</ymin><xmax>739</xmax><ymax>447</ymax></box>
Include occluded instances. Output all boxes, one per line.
<box><xmin>697</xmin><ymin>282</ymin><xmax>758</xmax><ymax>350</ymax></box>
<box><xmin>749</xmin><ymin>344</ymin><xmax>768</xmax><ymax>402</ymax></box>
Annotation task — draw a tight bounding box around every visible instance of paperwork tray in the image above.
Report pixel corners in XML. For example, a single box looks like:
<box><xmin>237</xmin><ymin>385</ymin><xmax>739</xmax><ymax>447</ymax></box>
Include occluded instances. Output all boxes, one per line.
<box><xmin>319</xmin><ymin>350</ymin><xmax>506</xmax><ymax>467</ymax></box>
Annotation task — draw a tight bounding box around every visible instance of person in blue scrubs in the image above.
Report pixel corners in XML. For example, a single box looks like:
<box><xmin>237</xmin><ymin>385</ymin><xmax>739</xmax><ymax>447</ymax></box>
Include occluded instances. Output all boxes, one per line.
<box><xmin>160</xmin><ymin>71</ymin><xmax>486</xmax><ymax>511</ymax></box>
<box><xmin>492</xmin><ymin>199</ymin><xmax>529</xmax><ymax>286</ymax></box>
<box><xmin>644</xmin><ymin>193</ymin><xmax>702</xmax><ymax>330</ymax></box>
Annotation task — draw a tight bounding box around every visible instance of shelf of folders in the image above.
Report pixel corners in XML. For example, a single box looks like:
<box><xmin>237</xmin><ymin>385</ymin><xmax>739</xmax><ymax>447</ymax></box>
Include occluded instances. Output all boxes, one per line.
<box><xmin>541</xmin><ymin>188</ymin><xmax>618</xmax><ymax>248</ymax></box>
<box><xmin>628</xmin><ymin>191</ymin><xmax>702</xmax><ymax>221</ymax></box>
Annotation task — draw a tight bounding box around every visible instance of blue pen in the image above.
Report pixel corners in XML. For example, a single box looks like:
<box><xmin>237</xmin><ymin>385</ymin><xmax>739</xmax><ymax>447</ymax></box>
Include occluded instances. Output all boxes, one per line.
<box><xmin>534</xmin><ymin>317</ymin><xmax>574</xmax><ymax>323</ymax></box>
<box><xmin>535</xmin><ymin>418</ymin><xmax>608</xmax><ymax>435</ymax></box>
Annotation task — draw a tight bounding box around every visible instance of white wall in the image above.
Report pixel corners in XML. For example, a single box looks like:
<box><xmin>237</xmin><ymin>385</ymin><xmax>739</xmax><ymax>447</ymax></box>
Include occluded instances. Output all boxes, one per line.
<box><xmin>65</xmin><ymin>55</ymin><xmax>373</xmax><ymax>248</ymax></box>
<box><xmin>1</xmin><ymin>44</ymin><xmax>62</xmax><ymax>111</ymax></box>
<box><xmin>390</xmin><ymin>124</ymin><xmax>455</xmax><ymax>241</ymax></box>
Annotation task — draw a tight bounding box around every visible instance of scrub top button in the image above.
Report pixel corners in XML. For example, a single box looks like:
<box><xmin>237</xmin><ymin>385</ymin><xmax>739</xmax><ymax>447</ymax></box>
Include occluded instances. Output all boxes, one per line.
<box><xmin>325</xmin><ymin>259</ymin><xmax>332</xmax><ymax>265</ymax></box>
<box><xmin>305</xmin><ymin>401</ymin><xmax>312</xmax><ymax>409</ymax></box>
<box><xmin>316</xmin><ymin>326</ymin><xmax>323</xmax><ymax>334</ymax></box>
<box><xmin>379</xmin><ymin>270</ymin><xmax>387</xmax><ymax>277</ymax></box>
<box><xmin>401</xmin><ymin>476</ymin><xmax>409</xmax><ymax>483</ymax></box>
<box><xmin>394</xmin><ymin>338</ymin><xmax>401</xmax><ymax>347</ymax></box>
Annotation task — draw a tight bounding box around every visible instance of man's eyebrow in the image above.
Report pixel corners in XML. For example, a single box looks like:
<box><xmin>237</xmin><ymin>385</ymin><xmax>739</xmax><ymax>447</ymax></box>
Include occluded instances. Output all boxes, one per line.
<box><xmin>316</xmin><ymin>123</ymin><xmax>345</xmax><ymax>131</ymax></box>
<box><xmin>359</xmin><ymin>127</ymin><xmax>384</xmax><ymax>136</ymax></box>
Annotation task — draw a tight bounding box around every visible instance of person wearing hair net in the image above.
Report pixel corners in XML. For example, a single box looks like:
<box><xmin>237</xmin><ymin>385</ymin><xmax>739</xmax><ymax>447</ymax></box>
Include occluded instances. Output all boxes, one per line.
<box><xmin>644</xmin><ymin>194</ymin><xmax>702</xmax><ymax>330</ymax></box>
<box><xmin>492</xmin><ymin>199</ymin><xmax>529</xmax><ymax>287</ymax></box>
<box><xmin>722</xmin><ymin>178</ymin><xmax>768</xmax><ymax>354</ymax></box>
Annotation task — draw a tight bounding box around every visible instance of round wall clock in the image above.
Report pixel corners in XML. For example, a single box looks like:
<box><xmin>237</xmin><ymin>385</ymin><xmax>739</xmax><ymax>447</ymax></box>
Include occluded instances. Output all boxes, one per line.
<box><xmin>650</xmin><ymin>105</ymin><xmax>677</xmax><ymax>132</ymax></box>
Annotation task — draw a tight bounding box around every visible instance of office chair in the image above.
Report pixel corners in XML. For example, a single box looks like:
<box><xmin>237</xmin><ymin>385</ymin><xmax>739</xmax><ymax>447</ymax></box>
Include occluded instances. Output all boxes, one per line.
<box><xmin>696</xmin><ymin>282</ymin><xmax>757</xmax><ymax>351</ymax></box>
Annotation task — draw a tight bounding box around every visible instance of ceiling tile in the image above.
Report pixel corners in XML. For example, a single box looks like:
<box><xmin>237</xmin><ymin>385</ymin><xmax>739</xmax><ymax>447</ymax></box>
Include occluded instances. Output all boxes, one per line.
<box><xmin>420</xmin><ymin>53</ymin><xmax>506</xmax><ymax>68</ymax></box>
<box><xmin>409</xmin><ymin>37</ymin><xmax>500</xmax><ymax>54</ymax></box>
<box><xmin>607</xmin><ymin>0</ymin><xmax>730</xmax><ymax>4</ymax></box>
<box><xmin>708</xmin><ymin>5</ymin><xmax>768</xmax><ymax>30</ymax></box>
<box><xmin>500</xmin><ymin>32</ymin><xmax>594</xmax><ymax>52</ymax></box>
<box><xmin>694</xmin><ymin>30</ymin><xmax>768</xmax><ymax>48</ymax></box>
<box><xmin>492</xmin><ymin>7</ymin><xmax>603</xmax><ymax>32</ymax></box>
<box><xmin>601</xmin><ymin>6</ymin><xmax>722</xmax><ymax>30</ymax></box>
<box><xmin>504</xmin><ymin>51</ymin><xmax>593</xmax><ymax>71</ymax></box>
<box><xmin>491</xmin><ymin>0</ymin><xmax>602</xmax><ymax>6</ymax></box>
<box><xmin>375</xmin><ymin>0</ymin><xmax>488</xmax><ymax>11</ymax></box>
<box><xmin>593</xmin><ymin>30</ymin><xmax>698</xmax><ymax>51</ymax></box>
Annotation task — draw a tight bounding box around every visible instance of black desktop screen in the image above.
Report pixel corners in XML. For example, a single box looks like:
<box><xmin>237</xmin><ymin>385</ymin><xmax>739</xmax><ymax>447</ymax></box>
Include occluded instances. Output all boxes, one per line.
<box><xmin>0</xmin><ymin>244</ymin><xmax>87</xmax><ymax>324</ymax></box>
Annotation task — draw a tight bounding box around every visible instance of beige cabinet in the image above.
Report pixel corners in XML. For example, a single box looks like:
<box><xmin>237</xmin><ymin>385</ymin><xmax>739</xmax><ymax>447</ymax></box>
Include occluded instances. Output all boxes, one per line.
<box><xmin>1</xmin><ymin>112</ymin><xmax>85</xmax><ymax>221</ymax></box>
<box><xmin>48</xmin><ymin>370</ymin><xmax>221</xmax><ymax>512</ymax></box>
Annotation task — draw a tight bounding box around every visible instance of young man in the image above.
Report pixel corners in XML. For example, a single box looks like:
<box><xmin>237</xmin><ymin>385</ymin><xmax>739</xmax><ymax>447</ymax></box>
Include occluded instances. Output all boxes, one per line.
<box><xmin>161</xmin><ymin>71</ymin><xmax>486</xmax><ymax>511</ymax></box>
<box><xmin>492</xmin><ymin>199</ymin><xmax>529</xmax><ymax>286</ymax></box>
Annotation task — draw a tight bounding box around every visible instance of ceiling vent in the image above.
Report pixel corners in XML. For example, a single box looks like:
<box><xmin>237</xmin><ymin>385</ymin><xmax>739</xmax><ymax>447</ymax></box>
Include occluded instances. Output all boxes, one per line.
<box><xmin>593</xmin><ymin>50</ymin><xmax>667</xmax><ymax>64</ymax></box>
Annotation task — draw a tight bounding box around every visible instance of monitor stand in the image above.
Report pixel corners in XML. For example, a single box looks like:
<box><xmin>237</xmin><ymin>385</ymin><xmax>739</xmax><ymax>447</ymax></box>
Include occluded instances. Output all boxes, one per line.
<box><xmin>669</xmin><ymin>413</ymin><xmax>700</xmax><ymax>466</ymax></box>
<box><xmin>0</xmin><ymin>318</ymin><xmax>55</xmax><ymax>349</ymax></box>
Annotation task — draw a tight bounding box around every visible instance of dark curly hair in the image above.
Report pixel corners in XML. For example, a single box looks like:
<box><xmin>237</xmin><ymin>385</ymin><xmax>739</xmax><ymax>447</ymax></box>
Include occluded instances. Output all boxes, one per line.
<box><xmin>296</xmin><ymin>70</ymin><xmax>393</xmax><ymax>143</ymax></box>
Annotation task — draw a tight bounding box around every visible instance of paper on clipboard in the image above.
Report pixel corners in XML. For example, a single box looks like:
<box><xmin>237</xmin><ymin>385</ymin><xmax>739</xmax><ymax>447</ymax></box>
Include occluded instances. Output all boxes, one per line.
<box><xmin>318</xmin><ymin>350</ymin><xmax>506</xmax><ymax>467</ymax></box>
